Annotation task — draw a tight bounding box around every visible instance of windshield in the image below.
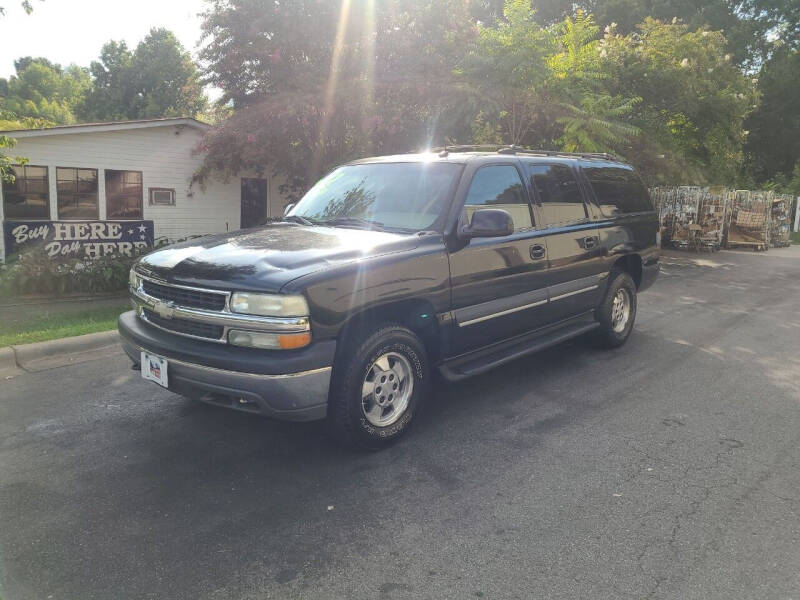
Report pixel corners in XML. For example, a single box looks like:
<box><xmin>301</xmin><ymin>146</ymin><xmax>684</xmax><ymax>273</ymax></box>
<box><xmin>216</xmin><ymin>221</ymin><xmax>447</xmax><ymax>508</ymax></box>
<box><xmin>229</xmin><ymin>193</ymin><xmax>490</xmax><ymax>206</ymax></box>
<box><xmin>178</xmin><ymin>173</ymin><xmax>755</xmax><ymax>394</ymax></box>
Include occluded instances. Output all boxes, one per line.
<box><xmin>287</xmin><ymin>162</ymin><xmax>463</xmax><ymax>232</ymax></box>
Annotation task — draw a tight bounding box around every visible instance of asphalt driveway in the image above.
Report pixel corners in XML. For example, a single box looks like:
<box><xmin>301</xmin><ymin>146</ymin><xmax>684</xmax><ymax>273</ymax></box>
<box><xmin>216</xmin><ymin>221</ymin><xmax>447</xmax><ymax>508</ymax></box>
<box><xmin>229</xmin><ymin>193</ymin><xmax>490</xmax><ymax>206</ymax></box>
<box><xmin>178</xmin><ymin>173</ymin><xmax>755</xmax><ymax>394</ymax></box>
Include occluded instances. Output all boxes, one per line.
<box><xmin>1</xmin><ymin>248</ymin><xmax>799</xmax><ymax>599</ymax></box>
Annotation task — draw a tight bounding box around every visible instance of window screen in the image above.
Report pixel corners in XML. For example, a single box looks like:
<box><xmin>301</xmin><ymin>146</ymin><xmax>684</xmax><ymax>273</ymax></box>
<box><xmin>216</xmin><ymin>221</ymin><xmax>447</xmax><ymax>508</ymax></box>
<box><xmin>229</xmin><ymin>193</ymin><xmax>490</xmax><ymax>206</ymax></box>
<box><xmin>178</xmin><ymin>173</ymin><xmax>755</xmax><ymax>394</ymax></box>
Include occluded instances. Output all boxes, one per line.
<box><xmin>106</xmin><ymin>170</ymin><xmax>143</xmax><ymax>219</ymax></box>
<box><xmin>583</xmin><ymin>166</ymin><xmax>652</xmax><ymax>215</ymax></box>
<box><xmin>527</xmin><ymin>163</ymin><xmax>586</xmax><ymax>225</ymax></box>
<box><xmin>57</xmin><ymin>167</ymin><xmax>98</xmax><ymax>219</ymax></box>
<box><xmin>463</xmin><ymin>165</ymin><xmax>531</xmax><ymax>230</ymax></box>
<box><xmin>1</xmin><ymin>165</ymin><xmax>49</xmax><ymax>219</ymax></box>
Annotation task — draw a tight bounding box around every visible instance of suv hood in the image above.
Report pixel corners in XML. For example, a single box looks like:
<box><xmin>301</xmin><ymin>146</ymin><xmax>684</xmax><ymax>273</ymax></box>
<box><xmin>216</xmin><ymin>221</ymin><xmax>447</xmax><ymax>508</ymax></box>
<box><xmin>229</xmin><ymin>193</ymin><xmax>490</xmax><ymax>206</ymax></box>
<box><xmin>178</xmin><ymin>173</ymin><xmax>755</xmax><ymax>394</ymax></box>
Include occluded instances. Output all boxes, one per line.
<box><xmin>136</xmin><ymin>223</ymin><xmax>419</xmax><ymax>293</ymax></box>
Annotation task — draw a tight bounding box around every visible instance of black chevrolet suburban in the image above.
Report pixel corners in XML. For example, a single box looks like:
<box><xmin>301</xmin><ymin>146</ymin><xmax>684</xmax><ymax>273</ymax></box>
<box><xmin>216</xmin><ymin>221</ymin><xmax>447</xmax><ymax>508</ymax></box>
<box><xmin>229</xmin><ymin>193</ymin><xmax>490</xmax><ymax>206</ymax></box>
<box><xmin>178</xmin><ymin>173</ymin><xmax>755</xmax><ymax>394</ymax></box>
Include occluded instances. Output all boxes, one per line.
<box><xmin>119</xmin><ymin>147</ymin><xmax>659</xmax><ymax>449</ymax></box>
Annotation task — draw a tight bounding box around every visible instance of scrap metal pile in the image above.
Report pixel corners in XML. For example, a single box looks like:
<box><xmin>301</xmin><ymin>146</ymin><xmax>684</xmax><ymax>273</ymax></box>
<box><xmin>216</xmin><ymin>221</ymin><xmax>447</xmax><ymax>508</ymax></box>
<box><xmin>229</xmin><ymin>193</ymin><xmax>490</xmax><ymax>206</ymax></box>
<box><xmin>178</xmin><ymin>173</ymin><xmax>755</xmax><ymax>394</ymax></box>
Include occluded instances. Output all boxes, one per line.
<box><xmin>650</xmin><ymin>186</ymin><xmax>797</xmax><ymax>251</ymax></box>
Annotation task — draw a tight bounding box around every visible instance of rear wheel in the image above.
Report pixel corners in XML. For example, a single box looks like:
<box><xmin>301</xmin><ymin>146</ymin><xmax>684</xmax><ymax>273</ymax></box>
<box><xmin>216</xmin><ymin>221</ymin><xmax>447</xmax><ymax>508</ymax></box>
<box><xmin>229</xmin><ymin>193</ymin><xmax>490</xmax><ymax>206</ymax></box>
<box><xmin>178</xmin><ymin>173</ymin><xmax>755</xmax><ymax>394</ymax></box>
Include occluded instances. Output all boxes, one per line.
<box><xmin>327</xmin><ymin>325</ymin><xmax>429</xmax><ymax>450</ymax></box>
<box><xmin>596</xmin><ymin>271</ymin><xmax>637</xmax><ymax>348</ymax></box>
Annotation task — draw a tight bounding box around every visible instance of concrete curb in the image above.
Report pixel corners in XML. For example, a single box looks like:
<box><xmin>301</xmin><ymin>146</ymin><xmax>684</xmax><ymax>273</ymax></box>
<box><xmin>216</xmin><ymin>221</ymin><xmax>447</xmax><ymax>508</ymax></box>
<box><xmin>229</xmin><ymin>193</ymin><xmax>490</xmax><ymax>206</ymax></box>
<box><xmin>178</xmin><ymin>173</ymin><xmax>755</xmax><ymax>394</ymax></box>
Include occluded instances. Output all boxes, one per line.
<box><xmin>0</xmin><ymin>346</ymin><xmax>19</xmax><ymax>378</ymax></box>
<box><xmin>2</xmin><ymin>330</ymin><xmax>121</xmax><ymax>376</ymax></box>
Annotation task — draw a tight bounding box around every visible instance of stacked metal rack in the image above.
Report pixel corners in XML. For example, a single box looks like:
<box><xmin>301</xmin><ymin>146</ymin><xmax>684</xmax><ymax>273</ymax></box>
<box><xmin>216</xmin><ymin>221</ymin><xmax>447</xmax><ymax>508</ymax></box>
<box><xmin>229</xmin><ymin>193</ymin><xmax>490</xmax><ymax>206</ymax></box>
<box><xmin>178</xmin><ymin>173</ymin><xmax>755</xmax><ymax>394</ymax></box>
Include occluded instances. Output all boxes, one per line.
<box><xmin>650</xmin><ymin>186</ymin><xmax>725</xmax><ymax>251</ymax></box>
<box><xmin>651</xmin><ymin>186</ymin><xmax>797</xmax><ymax>252</ymax></box>
<box><xmin>769</xmin><ymin>194</ymin><xmax>793</xmax><ymax>248</ymax></box>
<box><xmin>724</xmin><ymin>190</ymin><xmax>771</xmax><ymax>251</ymax></box>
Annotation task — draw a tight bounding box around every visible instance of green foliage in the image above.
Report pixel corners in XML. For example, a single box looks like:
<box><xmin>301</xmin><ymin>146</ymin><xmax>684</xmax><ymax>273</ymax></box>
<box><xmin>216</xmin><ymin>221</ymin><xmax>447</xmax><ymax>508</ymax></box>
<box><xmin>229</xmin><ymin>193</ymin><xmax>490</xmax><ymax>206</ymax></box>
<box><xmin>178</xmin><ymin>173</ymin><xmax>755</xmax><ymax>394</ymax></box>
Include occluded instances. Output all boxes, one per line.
<box><xmin>0</xmin><ymin>247</ymin><xmax>143</xmax><ymax>296</ymax></box>
<box><xmin>0</xmin><ymin>132</ymin><xmax>26</xmax><ymax>182</ymax></box>
<box><xmin>0</xmin><ymin>57</ymin><xmax>90</xmax><ymax>124</ymax></box>
<box><xmin>199</xmin><ymin>1</ymin><xmax>757</xmax><ymax>188</ymax></box>
<box><xmin>197</xmin><ymin>0</ymin><xmax>476</xmax><ymax>197</ymax></box>
<box><xmin>598</xmin><ymin>18</ymin><xmax>757</xmax><ymax>182</ymax></box>
<box><xmin>79</xmin><ymin>29</ymin><xmax>207</xmax><ymax>121</ymax></box>
<box><xmin>743</xmin><ymin>49</ymin><xmax>800</xmax><ymax>185</ymax></box>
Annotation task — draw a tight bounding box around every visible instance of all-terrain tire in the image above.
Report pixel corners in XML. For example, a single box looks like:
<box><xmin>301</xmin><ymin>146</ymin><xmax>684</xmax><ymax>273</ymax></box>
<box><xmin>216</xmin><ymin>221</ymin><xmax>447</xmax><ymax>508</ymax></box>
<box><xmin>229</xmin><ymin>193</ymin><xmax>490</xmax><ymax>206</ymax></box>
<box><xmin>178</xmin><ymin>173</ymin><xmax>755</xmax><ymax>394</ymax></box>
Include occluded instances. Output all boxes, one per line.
<box><xmin>326</xmin><ymin>325</ymin><xmax>429</xmax><ymax>450</ymax></box>
<box><xmin>596</xmin><ymin>271</ymin><xmax>637</xmax><ymax>349</ymax></box>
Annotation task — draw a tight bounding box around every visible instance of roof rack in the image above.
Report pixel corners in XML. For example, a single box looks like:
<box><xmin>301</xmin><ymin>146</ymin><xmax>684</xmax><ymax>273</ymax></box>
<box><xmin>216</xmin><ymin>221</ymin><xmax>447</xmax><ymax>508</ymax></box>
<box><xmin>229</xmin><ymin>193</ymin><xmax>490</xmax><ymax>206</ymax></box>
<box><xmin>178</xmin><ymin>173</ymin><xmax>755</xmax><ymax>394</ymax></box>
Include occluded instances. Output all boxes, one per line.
<box><xmin>428</xmin><ymin>144</ymin><xmax>618</xmax><ymax>161</ymax></box>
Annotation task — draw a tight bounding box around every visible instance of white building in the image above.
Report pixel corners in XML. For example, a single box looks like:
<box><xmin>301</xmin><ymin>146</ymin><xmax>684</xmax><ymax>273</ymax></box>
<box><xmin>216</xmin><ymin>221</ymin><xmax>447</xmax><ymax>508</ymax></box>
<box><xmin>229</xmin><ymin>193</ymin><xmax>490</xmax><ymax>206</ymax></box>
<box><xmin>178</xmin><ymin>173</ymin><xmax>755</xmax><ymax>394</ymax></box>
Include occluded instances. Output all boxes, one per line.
<box><xmin>0</xmin><ymin>118</ymin><xmax>288</xmax><ymax>260</ymax></box>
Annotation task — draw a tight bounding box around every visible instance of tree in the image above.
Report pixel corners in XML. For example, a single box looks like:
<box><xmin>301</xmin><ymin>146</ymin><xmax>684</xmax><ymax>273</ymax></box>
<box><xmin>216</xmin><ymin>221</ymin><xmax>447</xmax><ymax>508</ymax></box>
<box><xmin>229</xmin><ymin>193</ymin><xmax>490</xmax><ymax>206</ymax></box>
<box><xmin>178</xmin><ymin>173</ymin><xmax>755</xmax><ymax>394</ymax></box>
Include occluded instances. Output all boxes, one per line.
<box><xmin>743</xmin><ymin>48</ymin><xmax>800</xmax><ymax>185</ymax></box>
<box><xmin>547</xmin><ymin>12</ymin><xmax>641</xmax><ymax>153</ymax></box>
<box><xmin>79</xmin><ymin>41</ymin><xmax>135</xmax><ymax>121</ymax></box>
<box><xmin>463</xmin><ymin>0</ymin><xmax>552</xmax><ymax>146</ymax></box>
<box><xmin>0</xmin><ymin>57</ymin><xmax>90</xmax><ymax>124</ymax></box>
<box><xmin>463</xmin><ymin>3</ymin><xmax>641</xmax><ymax>154</ymax></box>
<box><xmin>79</xmin><ymin>28</ymin><xmax>206</xmax><ymax>121</ymax></box>
<box><xmin>198</xmin><ymin>0</ymin><xmax>476</xmax><ymax>197</ymax></box>
<box><xmin>600</xmin><ymin>18</ymin><xmax>758</xmax><ymax>183</ymax></box>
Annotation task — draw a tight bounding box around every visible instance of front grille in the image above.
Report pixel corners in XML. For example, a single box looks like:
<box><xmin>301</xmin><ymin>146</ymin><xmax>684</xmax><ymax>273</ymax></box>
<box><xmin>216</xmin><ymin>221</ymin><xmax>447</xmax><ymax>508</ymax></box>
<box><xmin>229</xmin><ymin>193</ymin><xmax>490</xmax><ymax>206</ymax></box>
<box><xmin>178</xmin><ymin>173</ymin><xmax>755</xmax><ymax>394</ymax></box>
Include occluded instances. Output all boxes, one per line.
<box><xmin>143</xmin><ymin>309</ymin><xmax>225</xmax><ymax>341</ymax></box>
<box><xmin>142</xmin><ymin>279</ymin><xmax>226</xmax><ymax>311</ymax></box>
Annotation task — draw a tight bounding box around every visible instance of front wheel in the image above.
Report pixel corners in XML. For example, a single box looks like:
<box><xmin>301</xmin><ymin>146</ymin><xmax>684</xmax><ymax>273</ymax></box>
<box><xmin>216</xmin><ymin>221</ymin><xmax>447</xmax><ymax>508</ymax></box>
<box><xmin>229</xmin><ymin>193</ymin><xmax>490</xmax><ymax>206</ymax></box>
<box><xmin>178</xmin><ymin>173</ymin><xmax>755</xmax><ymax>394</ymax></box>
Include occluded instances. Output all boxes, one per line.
<box><xmin>327</xmin><ymin>325</ymin><xmax>429</xmax><ymax>450</ymax></box>
<box><xmin>596</xmin><ymin>271</ymin><xmax>637</xmax><ymax>348</ymax></box>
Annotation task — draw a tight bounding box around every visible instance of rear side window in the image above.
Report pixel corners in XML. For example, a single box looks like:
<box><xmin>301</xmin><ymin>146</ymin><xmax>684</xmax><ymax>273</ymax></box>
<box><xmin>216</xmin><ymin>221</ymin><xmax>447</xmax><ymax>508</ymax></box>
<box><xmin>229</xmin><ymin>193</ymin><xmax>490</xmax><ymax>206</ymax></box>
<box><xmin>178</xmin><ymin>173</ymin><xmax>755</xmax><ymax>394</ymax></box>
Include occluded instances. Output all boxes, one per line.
<box><xmin>463</xmin><ymin>165</ymin><xmax>532</xmax><ymax>230</ymax></box>
<box><xmin>583</xmin><ymin>166</ymin><xmax>652</xmax><ymax>216</ymax></box>
<box><xmin>526</xmin><ymin>163</ymin><xmax>587</xmax><ymax>225</ymax></box>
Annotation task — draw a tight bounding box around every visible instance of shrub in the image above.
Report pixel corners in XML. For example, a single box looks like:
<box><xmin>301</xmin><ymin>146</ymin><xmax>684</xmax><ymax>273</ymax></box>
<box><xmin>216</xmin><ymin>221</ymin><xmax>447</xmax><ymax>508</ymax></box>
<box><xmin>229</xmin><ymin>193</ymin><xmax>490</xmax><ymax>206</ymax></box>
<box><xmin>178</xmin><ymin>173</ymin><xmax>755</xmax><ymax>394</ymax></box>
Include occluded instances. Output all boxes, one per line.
<box><xmin>0</xmin><ymin>247</ymin><xmax>145</xmax><ymax>296</ymax></box>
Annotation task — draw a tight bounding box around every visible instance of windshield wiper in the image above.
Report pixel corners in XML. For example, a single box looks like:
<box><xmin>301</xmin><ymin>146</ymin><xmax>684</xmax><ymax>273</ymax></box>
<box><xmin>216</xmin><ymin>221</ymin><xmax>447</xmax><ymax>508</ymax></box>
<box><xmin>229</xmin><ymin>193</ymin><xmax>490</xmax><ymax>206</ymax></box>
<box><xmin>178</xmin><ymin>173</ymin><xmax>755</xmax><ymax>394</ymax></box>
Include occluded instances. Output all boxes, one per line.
<box><xmin>324</xmin><ymin>216</ymin><xmax>386</xmax><ymax>230</ymax></box>
<box><xmin>283</xmin><ymin>214</ymin><xmax>316</xmax><ymax>226</ymax></box>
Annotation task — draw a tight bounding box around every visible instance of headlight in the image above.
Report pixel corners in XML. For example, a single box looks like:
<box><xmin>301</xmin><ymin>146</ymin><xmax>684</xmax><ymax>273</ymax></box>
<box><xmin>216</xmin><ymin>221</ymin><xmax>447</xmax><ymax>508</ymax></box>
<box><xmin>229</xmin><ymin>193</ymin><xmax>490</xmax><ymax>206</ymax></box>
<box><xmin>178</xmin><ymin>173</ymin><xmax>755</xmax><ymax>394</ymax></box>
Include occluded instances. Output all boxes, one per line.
<box><xmin>230</xmin><ymin>292</ymin><xmax>309</xmax><ymax>317</ymax></box>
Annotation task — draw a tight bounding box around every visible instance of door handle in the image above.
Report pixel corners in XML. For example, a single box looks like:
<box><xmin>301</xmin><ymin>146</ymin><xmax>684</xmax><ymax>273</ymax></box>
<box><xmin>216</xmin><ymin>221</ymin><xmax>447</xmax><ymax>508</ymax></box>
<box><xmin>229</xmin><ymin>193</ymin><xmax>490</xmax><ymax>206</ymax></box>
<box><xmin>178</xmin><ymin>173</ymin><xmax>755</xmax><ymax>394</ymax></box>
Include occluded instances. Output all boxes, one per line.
<box><xmin>530</xmin><ymin>244</ymin><xmax>546</xmax><ymax>260</ymax></box>
<box><xmin>582</xmin><ymin>236</ymin><xmax>597</xmax><ymax>249</ymax></box>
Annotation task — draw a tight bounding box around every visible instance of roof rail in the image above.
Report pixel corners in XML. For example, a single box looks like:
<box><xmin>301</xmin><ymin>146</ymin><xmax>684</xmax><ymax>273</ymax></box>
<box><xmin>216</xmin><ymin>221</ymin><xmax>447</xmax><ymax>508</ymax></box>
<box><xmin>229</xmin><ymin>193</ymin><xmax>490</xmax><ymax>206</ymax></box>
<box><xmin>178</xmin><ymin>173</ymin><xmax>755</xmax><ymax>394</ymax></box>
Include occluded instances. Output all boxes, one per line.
<box><xmin>427</xmin><ymin>144</ymin><xmax>619</xmax><ymax>161</ymax></box>
<box><xmin>427</xmin><ymin>144</ymin><xmax>509</xmax><ymax>156</ymax></box>
<box><xmin>509</xmin><ymin>147</ymin><xmax>619</xmax><ymax>160</ymax></box>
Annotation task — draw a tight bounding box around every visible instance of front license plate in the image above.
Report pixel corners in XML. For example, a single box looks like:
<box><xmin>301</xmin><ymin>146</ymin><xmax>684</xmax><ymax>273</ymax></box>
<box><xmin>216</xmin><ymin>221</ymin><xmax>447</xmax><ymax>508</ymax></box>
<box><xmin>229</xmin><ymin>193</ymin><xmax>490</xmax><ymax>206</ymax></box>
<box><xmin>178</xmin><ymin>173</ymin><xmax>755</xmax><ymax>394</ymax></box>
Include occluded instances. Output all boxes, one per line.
<box><xmin>141</xmin><ymin>351</ymin><xmax>168</xmax><ymax>388</ymax></box>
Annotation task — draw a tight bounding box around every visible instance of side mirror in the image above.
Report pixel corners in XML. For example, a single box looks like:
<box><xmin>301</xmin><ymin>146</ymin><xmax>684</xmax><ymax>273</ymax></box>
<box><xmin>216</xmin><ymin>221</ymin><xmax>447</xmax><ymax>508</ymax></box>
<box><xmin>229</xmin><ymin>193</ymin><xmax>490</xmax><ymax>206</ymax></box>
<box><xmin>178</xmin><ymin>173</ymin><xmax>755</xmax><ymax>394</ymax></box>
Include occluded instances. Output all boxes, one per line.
<box><xmin>460</xmin><ymin>208</ymin><xmax>514</xmax><ymax>240</ymax></box>
<box><xmin>283</xmin><ymin>203</ymin><xmax>296</xmax><ymax>216</ymax></box>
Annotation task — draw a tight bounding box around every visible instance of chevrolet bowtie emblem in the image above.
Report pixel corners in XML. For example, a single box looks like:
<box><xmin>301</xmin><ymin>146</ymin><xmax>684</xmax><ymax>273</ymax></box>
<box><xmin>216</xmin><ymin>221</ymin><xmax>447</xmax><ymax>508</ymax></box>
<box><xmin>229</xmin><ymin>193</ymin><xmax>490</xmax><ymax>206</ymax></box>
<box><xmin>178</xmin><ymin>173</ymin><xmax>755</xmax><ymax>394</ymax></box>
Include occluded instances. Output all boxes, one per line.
<box><xmin>153</xmin><ymin>300</ymin><xmax>176</xmax><ymax>319</ymax></box>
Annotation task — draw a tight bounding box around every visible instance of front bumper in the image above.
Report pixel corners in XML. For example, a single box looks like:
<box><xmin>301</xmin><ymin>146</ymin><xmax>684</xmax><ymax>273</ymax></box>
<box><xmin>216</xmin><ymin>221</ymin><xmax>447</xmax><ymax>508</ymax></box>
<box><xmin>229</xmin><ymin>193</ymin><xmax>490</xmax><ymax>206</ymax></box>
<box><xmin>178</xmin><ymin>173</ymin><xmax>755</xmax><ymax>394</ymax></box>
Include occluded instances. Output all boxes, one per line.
<box><xmin>118</xmin><ymin>311</ymin><xmax>335</xmax><ymax>421</ymax></box>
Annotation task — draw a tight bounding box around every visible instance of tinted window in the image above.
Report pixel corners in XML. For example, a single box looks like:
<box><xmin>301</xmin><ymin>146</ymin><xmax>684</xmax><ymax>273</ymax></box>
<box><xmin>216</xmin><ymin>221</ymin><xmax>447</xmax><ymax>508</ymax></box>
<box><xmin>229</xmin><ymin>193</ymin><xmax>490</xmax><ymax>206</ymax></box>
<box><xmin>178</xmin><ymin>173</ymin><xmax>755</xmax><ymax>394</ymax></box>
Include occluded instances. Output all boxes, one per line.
<box><xmin>583</xmin><ymin>166</ymin><xmax>652</xmax><ymax>215</ymax></box>
<box><xmin>57</xmin><ymin>167</ymin><xmax>98</xmax><ymax>219</ymax></box>
<box><xmin>527</xmin><ymin>163</ymin><xmax>586</xmax><ymax>225</ymax></box>
<box><xmin>290</xmin><ymin>162</ymin><xmax>462</xmax><ymax>232</ymax></box>
<box><xmin>2</xmin><ymin>165</ymin><xmax>49</xmax><ymax>219</ymax></box>
<box><xmin>463</xmin><ymin>165</ymin><xmax>531</xmax><ymax>230</ymax></box>
<box><xmin>106</xmin><ymin>170</ymin><xmax>143</xmax><ymax>219</ymax></box>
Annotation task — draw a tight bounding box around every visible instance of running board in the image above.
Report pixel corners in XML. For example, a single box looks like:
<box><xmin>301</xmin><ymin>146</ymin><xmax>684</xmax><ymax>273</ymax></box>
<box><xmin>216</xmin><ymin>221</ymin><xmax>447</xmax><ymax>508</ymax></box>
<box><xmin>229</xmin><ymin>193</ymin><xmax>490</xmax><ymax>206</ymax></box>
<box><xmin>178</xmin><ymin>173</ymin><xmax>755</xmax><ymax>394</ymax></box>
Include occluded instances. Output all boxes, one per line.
<box><xmin>439</xmin><ymin>319</ymin><xmax>600</xmax><ymax>382</ymax></box>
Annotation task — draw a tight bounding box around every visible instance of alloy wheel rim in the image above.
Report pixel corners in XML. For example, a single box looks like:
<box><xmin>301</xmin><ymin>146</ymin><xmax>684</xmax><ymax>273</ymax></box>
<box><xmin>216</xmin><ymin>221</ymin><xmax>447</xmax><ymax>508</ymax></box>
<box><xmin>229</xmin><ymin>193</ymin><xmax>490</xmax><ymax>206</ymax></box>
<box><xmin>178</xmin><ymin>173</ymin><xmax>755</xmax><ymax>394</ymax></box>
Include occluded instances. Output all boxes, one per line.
<box><xmin>611</xmin><ymin>288</ymin><xmax>631</xmax><ymax>333</ymax></box>
<box><xmin>361</xmin><ymin>352</ymin><xmax>414</xmax><ymax>427</ymax></box>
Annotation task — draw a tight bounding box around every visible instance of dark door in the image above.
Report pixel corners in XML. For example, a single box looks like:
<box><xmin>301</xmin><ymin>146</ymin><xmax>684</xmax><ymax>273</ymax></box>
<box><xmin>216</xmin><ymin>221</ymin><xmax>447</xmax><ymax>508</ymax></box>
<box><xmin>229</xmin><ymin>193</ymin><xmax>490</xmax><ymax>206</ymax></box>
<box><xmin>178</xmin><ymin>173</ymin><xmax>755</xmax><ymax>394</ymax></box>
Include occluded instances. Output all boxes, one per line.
<box><xmin>525</xmin><ymin>161</ymin><xmax>607</xmax><ymax>320</ymax></box>
<box><xmin>241</xmin><ymin>178</ymin><xmax>268</xmax><ymax>228</ymax></box>
<box><xmin>448</xmin><ymin>162</ymin><xmax>551</xmax><ymax>355</ymax></box>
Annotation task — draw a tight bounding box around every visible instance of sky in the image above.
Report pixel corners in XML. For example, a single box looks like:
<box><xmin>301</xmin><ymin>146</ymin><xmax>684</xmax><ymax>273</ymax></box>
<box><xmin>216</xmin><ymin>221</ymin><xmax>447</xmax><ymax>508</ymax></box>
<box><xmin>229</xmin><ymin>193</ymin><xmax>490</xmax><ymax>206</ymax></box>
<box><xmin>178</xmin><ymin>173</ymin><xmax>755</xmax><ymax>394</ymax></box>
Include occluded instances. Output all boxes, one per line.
<box><xmin>0</xmin><ymin>0</ymin><xmax>216</xmax><ymax>95</ymax></box>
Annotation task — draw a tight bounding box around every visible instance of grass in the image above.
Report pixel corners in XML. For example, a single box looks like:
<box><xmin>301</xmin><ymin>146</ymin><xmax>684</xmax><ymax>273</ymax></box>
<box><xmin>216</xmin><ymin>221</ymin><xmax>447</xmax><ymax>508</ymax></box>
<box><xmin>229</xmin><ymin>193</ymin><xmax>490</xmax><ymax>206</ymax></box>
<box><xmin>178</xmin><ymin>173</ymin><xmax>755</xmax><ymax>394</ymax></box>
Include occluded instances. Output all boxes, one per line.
<box><xmin>0</xmin><ymin>302</ymin><xmax>129</xmax><ymax>347</ymax></box>
<box><xmin>790</xmin><ymin>231</ymin><xmax>800</xmax><ymax>244</ymax></box>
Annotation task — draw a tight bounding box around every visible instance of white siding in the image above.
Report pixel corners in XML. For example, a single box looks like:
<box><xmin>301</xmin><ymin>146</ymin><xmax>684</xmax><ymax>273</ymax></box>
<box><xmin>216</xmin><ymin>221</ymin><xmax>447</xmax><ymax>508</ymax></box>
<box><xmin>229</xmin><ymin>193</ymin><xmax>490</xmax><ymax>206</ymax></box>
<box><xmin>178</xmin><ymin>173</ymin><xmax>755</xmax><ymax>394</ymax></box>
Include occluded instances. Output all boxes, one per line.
<box><xmin>0</xmin><ymin>124</ymin><xmax>289</xmax><ymax>258</ymax></box>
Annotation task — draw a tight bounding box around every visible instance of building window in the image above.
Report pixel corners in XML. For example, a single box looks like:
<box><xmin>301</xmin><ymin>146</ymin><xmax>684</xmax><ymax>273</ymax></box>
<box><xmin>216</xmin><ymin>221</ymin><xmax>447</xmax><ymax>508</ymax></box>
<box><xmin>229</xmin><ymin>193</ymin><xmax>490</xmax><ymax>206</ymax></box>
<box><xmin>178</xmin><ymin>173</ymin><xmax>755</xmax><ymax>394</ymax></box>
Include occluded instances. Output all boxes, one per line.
<box><xmin>149</xmin><ymin>188</ymin><xmax>175</xmax><ymax>206</ymax></box>
<box><xmin>57</xmin><ymin>167</ymin><xmax>98</xmax><ymax>219</ymax></box>
<box><xmin>1</xmin><ymin>165</ymin><xmax>50</xmax><ymax>220</ymax></box>
<box><xmin>106</xmin><ymin>170</ymin><xmax>143</xmax><ymax>219</ymax></box>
